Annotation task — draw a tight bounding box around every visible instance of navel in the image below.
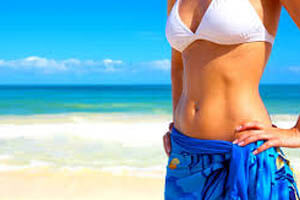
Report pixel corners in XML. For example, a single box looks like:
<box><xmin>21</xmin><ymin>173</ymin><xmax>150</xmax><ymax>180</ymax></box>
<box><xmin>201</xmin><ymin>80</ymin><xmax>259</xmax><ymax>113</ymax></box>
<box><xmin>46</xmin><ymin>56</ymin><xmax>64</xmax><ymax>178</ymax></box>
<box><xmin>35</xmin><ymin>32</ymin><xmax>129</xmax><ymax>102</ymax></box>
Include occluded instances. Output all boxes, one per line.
<box><xmin>194</xmin><ymin>101</ymin><xmax>200</xmax><ymax>113</ymax></box>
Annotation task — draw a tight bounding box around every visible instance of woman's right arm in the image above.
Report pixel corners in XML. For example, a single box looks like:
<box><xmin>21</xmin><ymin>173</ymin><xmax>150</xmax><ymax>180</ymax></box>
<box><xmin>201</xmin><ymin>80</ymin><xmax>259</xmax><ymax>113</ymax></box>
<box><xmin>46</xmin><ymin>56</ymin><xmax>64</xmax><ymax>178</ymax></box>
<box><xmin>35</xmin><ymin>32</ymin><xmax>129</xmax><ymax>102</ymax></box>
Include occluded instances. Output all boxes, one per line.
<box><xmin>167</xmin><ymin>0</ymin><xmax>184</xmax><ymax>122</ymax></box>
<box><xmin>163</xmin><ymin>0</ymin><xmax>184</xmax><ymax>157</ymax></box>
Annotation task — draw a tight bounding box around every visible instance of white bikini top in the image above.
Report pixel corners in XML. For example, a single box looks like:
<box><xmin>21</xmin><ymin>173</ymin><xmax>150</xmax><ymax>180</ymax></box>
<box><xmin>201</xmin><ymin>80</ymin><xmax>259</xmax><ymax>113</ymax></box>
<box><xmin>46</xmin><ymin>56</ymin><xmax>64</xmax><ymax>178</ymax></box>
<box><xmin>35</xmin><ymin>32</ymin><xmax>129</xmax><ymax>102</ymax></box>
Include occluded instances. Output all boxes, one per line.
<box><xmin>165</xmin><ymin>0</ymin><xmax>275</xmax><ymax>52</ymax></box>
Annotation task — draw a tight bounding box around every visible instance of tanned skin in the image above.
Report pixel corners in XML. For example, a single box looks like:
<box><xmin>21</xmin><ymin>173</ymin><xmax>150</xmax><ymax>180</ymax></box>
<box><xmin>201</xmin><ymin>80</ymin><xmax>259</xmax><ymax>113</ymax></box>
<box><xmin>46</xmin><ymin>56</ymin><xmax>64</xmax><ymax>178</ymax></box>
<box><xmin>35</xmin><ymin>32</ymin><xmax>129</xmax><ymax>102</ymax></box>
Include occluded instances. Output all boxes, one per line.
<box><xmin>163</xmin><ymin>0</ymin><xmax>300</xmax><ymax>156</ymax></box>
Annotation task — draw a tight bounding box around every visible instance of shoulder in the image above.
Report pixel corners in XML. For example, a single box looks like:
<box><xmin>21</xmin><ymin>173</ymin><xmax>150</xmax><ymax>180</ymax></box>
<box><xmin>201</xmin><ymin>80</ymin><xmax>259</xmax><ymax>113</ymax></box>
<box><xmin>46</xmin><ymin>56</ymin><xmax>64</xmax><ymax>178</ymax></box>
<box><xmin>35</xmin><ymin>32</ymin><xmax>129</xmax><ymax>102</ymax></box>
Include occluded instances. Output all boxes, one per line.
<box><xmin>167</xmin><ymin>0</ymin><xmax>177</xmax><ymax>16</ymax></box>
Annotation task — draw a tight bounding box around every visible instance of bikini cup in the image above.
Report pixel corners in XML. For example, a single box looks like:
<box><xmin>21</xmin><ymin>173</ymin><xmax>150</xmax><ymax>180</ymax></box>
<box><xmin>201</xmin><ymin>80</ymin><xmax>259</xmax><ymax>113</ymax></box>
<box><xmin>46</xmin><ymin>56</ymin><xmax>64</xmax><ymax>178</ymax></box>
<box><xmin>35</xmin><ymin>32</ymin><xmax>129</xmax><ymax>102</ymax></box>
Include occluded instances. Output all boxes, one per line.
<box><xmin>165</xmin><ymin>0</ymin><xmax>275</xmax><ymax>52</ymax></box>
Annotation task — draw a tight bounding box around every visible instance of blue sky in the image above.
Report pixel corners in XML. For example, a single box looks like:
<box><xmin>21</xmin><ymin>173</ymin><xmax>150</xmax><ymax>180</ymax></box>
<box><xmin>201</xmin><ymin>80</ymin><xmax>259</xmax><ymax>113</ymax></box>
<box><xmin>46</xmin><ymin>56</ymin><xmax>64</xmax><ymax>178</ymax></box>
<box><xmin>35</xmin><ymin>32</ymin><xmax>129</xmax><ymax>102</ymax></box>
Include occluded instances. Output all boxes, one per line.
<box><xmin>0</xmin><ymin>0</ymin><xmax>299</xmax><ymax>84</ymax></box>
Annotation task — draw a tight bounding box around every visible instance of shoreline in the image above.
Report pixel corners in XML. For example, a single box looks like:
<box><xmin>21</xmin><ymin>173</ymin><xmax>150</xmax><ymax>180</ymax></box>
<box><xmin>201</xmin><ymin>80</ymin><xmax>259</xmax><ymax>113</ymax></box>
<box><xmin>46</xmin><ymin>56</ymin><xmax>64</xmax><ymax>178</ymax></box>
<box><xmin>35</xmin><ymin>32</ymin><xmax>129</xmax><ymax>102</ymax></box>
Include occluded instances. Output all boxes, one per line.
<box><xmin>0</xmin><ymin>112</ymin><xmax>172</xmax><ymax>124</ymax></box>
<box><xmin>0</xmin><ymin>112</ymin><xmax>297</xmax><ymax>123</ymax></box>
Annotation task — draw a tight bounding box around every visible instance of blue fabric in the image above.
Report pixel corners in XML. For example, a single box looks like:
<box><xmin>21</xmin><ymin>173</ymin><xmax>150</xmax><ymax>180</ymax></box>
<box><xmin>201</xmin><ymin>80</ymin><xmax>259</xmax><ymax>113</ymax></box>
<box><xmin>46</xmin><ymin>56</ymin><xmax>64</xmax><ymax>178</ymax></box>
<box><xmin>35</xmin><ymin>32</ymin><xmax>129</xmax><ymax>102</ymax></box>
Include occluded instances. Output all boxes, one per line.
<box><xmin>164</xmin><ymin>126</ymin><xmax>300</xmax><ymax>200</ymax></box>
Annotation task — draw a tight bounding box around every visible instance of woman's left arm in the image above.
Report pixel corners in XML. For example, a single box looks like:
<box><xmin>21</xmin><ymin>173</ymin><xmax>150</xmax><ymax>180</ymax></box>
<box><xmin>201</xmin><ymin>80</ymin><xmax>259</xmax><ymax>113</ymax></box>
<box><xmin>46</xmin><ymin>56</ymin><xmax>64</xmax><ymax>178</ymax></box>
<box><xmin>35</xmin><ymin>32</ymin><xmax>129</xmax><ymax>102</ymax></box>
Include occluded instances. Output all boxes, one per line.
<box><xmin>233</xmin><ymin>115</ymin><xmax>300</xmax><ymax>155</ymax></box>
<box><xmin>237</xmin><ymin>0</ymin><xmax>300</xmax><ymax>155</ymax></box>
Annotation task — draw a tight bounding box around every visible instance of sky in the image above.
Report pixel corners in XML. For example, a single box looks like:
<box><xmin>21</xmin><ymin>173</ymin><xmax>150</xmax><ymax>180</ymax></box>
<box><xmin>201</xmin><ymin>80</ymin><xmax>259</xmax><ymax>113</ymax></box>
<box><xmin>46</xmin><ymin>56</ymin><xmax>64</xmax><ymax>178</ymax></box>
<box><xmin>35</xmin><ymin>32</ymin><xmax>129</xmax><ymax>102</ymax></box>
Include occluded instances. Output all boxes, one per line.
<box><xmin>0</xmin><ymin>0</ymin><xmax>299</xmax><ymax>84</ymax></box>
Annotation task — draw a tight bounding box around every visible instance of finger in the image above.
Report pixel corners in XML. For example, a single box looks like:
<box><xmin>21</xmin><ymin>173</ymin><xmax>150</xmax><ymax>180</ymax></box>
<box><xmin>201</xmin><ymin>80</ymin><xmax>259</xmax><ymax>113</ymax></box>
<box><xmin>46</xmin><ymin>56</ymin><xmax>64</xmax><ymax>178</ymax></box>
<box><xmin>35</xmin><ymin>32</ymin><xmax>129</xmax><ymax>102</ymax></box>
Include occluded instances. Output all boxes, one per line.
<box><xmin>233</xmin><ymin>130</ymin><xmax>264</xmax><ymax>144</ymax></box>
<box><xmin>169</xmin><ymin>122</ymin><xmax>174</xmax><ymax>131</ymax></box>
<box><xmin>252</xmin><ymin>140</ymin><xmax>280</xmax><ymax>155</ymax></box>
<box><xmin>163</xmin><ymin>135</ymin><xmax>169</xmax><ymax>156</ymax></box>
<box><xmin>235</xmin><ymin>121</ymin><xmax>265</xmax><ymax>132</ymax></box>
<box><xmin>238</xmin><ymin>133</ymin><xmax>272</xmax><ymax>146</ymax></box>
<box><xmin>166</xmin><ymin>131</ymin><xmax>172</xmax><ymax>156</ymax></box>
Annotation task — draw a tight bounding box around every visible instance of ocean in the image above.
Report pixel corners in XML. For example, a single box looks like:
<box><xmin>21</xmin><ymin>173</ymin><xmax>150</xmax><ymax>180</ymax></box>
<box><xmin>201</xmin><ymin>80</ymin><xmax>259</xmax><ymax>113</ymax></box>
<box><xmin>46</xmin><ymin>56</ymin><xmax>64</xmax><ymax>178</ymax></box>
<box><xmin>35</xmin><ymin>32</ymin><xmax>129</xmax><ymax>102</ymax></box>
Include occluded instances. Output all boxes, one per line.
<box><xmin>0</xmin><ymin>84</ymin><xmax>299</xmax><ymax>115</ymax></box>
<box><xmin>0</xmin><ymin>84</ymin><xmax>299</xmax><ymax>175</ymax></box>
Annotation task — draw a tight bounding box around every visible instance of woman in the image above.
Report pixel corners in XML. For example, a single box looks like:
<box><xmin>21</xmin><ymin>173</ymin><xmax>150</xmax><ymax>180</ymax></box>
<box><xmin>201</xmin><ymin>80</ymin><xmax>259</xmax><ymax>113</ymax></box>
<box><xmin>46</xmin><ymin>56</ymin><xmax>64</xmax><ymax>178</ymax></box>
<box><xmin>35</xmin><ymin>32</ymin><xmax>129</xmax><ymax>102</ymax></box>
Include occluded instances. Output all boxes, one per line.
<box><xmin>163</xmin><ymin>0</ymin><xmax>300</xmax><ymax>199</ymax></box>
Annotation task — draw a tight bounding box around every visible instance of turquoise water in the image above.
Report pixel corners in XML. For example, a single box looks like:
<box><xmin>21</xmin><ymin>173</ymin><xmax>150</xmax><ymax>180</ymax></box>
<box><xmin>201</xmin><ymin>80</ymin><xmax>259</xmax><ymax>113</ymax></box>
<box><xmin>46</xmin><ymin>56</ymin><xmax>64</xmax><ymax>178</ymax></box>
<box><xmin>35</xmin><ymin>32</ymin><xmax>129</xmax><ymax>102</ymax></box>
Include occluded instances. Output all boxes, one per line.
<box><xmin>0</xmin><ymin>84</ymin><xmax>299</xmax><ymax>115</ymax></box>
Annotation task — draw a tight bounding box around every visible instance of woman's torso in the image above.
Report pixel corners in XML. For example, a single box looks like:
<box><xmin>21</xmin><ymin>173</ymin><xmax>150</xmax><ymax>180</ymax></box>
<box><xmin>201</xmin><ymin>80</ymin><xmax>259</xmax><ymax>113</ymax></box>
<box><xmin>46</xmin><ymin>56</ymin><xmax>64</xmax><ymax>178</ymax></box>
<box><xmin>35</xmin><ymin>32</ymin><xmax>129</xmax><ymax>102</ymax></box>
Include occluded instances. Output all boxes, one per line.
<box><xmin>170</xmin><ymin>0</ymin><xmax>282</xmax><ymax>141</ymax></box>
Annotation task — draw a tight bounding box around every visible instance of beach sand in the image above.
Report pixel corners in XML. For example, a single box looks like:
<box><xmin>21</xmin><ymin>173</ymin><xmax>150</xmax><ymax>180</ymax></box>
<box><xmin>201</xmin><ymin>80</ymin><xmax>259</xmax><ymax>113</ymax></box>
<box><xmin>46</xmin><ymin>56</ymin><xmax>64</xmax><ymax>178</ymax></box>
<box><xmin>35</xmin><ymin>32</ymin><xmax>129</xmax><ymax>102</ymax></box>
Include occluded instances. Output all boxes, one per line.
<box><xmin>0</xmin><ymin>168</ymin><xmax>165</xmax><ymax>200</ymax></box>
<box><xmin>0</xmin><ymin>168</ymin><xmax>298</xmax><ymax>200</ymax></box>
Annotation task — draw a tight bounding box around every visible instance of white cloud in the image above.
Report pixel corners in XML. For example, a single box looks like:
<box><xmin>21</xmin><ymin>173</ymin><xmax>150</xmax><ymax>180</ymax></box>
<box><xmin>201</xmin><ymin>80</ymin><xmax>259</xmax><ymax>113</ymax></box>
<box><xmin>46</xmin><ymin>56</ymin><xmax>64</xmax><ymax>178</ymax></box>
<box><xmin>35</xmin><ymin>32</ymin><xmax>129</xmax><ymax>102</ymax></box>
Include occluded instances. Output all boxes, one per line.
<box><xmin>138</xmin><ymin>59</ymin><xmax>171</xmax><ymax>71</ymax></box>
<box><xmin>0</xmin><ymin>56</ymin><xmax>124</xmax><ymax>73</ymax></box>
<box><xmin>101</xmin><ymin>59</ymin><xmax>123</xmax><ymax>72</ymax></box>
<box><xmin>62</xmin><ymin>58</ymin><xmax>81</xmax><ymax>66</ymax></box>
<box><xmin>149</xmin><ymin>59</ymin><xmax>171</xmax><ymax>70</ymax></box>
<box><xmin>102</xmin><ymin>59</ymin><xmax>123</xmax><ymax>66</ymax></box>
<box><xmin>0</xmin><ymin>57</ymin><xmax>170</xmax><ymax>75</ymax></box>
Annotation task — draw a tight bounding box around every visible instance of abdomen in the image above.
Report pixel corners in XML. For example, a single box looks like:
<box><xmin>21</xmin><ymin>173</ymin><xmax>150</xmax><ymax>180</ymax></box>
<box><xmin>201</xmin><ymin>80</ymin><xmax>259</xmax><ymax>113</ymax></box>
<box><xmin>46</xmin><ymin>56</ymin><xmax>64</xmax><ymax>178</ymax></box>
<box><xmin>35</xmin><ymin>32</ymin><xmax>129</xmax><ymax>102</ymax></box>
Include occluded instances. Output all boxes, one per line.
<box><xmin>173</xmin><ymin>41</ymin><xmax>273</xmax><ymax>141</ymax></box>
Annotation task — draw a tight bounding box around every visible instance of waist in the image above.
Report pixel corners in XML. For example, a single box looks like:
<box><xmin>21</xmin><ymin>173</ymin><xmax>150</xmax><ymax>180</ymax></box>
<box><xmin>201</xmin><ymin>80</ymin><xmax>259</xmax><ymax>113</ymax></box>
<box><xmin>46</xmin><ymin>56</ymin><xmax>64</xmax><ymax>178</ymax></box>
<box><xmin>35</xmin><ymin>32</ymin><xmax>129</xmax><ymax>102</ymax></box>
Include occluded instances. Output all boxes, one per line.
<box><xmin>170</xmin><ymin>125</ymin><xmax>276</xmax><ymax>156</ymax></box>
<box><xmin>174</xmin><ymin>92</ymin><xmax>272</xmax><ymax>141</ymax></box>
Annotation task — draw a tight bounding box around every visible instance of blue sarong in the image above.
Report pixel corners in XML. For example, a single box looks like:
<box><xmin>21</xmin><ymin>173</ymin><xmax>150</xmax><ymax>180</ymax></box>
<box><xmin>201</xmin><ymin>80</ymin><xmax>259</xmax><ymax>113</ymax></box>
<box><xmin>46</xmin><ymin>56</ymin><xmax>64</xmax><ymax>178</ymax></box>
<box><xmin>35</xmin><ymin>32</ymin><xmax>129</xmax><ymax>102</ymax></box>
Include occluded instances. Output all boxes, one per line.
<box><xmin>164</xmin><ymin>126</ymin><xmax>300</xmax><ymax>200</ymax></box>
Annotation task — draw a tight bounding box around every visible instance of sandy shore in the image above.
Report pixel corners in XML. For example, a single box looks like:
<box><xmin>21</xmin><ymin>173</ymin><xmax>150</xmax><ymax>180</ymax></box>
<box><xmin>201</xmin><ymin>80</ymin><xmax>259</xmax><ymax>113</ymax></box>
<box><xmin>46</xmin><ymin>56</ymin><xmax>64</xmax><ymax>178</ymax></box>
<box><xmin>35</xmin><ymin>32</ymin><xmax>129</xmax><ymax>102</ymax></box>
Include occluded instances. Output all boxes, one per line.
<box><xmin>0</xmin><ymin>113</ymin><xmax>299</xmax><ymax>199</ymax></box>
<box><xmin>0</xmin><ymin>168</ymin><xmax>165</xmax><ymax>200</ymax></box>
